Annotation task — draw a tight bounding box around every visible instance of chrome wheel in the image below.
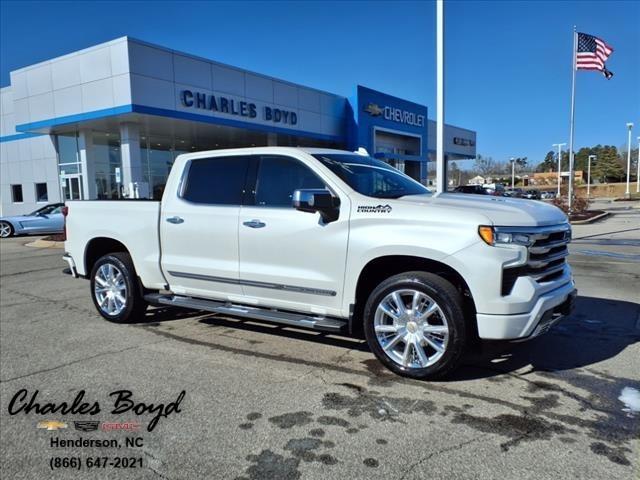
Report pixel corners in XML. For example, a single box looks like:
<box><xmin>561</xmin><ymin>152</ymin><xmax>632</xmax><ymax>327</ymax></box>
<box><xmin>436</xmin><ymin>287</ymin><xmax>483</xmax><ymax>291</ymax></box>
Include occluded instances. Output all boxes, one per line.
<box><xmin>93</xmin><ymin>263</ymin><xmax>127</xmax><ymax>316</ymax></box>
<box><xmin>0</xmin><ymin>222</ymin><xmax>11</xmax><ymax>238</ymax></box>
<box><xmin>374</xmin><ymin>289</ymin><xmax>450</xmax><ymax>369</ymax></box>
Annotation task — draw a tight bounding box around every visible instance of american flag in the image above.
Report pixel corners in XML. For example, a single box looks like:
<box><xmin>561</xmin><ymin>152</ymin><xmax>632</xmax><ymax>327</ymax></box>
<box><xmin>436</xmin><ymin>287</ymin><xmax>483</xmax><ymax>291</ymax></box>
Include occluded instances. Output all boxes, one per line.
<box><xmin>576</xmin><ymin>32</ymin><xmax>614</xmax><ymax>79</ymax></box>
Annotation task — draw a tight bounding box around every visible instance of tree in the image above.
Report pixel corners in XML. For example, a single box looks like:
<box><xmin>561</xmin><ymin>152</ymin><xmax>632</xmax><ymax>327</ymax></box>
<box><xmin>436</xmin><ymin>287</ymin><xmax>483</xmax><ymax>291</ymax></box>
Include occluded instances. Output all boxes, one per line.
<box><xmin>474</xmin><ymin>154</ymin><xmax>496</xmax><ymax>176</ymax></box>
<box><xmin>591</xmin><ymin>145</ymin><xmax>625</xmax><ymax>182</ymax></box>
<box><xmin>536</xmin><ymin>151</ymin><xmax>556</xmax><ymax>172</ymax></box>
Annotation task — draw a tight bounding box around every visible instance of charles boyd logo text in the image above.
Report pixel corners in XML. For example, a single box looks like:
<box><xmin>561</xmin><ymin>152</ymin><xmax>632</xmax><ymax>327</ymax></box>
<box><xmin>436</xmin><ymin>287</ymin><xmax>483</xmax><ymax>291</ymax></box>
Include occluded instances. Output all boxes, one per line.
<box><xmin>8</xmin><ymin>389</ymin><xmax>185</xmax><ymax>470</ymax></box>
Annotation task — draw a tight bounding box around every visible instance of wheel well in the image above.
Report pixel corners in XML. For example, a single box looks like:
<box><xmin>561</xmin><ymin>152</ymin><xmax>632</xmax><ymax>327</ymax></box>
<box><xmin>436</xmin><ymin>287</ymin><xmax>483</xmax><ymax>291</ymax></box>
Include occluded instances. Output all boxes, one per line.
<box><xmin>352</xmin><ymin>255</ymin><xmax>477</xmax><ymax>338</ymax></box>
<box><xmin>84</xmin><ymin>237</ymin><xmax>129</xmax><ymax>275</ymax></box>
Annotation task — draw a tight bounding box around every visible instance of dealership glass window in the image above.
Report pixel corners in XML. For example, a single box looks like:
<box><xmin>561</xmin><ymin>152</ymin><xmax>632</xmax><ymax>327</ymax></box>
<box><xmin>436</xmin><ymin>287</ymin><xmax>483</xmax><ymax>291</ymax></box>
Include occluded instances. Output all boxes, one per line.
<box><xmin>140</xmin><ymin>136</ymin><xmax>177</xmax><ymax>199</ymax></box>
<box><xmin>93</xmin><ymin>131</ymin><xmax>122</xmax><ymax>199</ymax></box>
<box><xmin>56</xmin><ymin>132</ymin><xmax>81</xmax><ymax>174</ymax></box>
<box><xmin>182</xmin><ymin>156</ymin><xmax>250</xmax><ymax>205</ymax></box>
<box><xmin>11</xmin><ymin>184</ymin><xmax>23</xmax><ymax>203</ymax></box>
<box><xmin>35</xmin><ymin>183</ymin><xmax>48</xmax><ymax>202</ymax></box>
<box><xmin>255</xmin><ymin>156</ymin><xmax>325</xmax><ymax>207</ymax></box>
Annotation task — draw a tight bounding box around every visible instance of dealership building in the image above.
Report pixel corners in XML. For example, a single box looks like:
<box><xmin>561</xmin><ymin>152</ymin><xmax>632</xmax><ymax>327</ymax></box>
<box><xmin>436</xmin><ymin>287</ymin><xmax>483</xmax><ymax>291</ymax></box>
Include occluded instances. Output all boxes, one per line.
<box><xmin>0</xmin><ymin>36</ymin><xmax>476</xmax><ymax>216</ymax></box>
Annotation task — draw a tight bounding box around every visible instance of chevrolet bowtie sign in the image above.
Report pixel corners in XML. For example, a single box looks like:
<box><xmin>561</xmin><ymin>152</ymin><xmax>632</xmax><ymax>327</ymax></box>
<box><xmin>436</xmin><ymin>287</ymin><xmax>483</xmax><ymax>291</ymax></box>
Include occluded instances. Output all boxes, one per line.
<box><xmin>363</xmin><ymin>103</ymin><xmax>425</xmax><ymax>127</ymax></box>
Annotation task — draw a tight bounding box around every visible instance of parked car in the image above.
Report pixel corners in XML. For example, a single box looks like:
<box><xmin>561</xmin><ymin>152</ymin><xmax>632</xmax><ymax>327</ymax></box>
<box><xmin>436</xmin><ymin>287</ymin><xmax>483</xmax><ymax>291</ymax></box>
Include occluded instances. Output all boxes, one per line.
<box><xmin>523</xmin><ymin>190</ymin><xmax>542</xmax><ymax>200</ymax></box>
<box><xmin>504</xmin><ymin>188</ymin><xmax>525</xmax><ymax>198</ymax></box>
<box><xmin>541</xmin><ymin>191</ymin><xmax>556</xmax><ymax>200</ymax></box>
<box><xmin>0</xmin><ymin>203</ymin><xmax>65</xmax><ymax>238</ymax></box>
<box><xmin>453</xmin><ymin>185</ymin><xmax>490</xmax><ymax>195</ymax></box>
<box><xmin>63</xmin><ymin>147</ymin><xmax>575</xmax><ymax>380</ymax></box>
<box><xmin>483</xmin><ymin>184</ymin><xmax>506</xmax><ymax>196</ymax></box>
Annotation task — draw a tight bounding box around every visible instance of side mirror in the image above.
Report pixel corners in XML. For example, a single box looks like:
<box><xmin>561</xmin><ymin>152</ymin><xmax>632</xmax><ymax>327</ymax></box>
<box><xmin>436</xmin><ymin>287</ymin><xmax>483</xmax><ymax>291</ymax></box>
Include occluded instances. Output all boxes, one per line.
<box><xmin>292</xmin><ymin>189</ymin><xmax>340</xmax><ymax>223</ymax></box>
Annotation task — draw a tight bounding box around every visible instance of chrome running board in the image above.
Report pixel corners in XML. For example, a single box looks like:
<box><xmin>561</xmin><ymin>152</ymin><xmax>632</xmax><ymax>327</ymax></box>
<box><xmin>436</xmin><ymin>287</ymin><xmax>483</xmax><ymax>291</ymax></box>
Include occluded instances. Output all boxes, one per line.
<box><xmin>144</xmin><ymin>293</ymin><xmax>347</xmax><ymax>333</ymax></box>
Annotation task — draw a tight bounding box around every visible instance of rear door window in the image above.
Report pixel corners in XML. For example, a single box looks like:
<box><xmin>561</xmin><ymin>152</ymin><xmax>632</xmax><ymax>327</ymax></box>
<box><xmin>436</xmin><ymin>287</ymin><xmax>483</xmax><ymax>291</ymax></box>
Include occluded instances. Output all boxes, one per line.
<box><xmin>182</xmin><ymin>156</ymin><xmax>251</xmax><ymax>205</ymax></box>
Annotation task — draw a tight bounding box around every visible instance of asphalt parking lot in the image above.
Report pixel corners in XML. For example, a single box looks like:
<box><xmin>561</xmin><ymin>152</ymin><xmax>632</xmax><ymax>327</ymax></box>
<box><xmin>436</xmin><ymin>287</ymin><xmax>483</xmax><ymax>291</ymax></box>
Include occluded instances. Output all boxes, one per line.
<box><xmin>1</xmin><ymin>206</ymin><xmax>638</xmax><ymax>479</ymax></box>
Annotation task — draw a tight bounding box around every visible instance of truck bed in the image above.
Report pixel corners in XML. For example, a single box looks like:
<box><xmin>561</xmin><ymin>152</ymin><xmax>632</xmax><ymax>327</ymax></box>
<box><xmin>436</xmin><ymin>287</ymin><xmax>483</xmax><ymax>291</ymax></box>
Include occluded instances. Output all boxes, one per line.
<box><xmin>64</xmin><ymin>200</ymin><xmax>167</xmax><ymax>289</ymax></box>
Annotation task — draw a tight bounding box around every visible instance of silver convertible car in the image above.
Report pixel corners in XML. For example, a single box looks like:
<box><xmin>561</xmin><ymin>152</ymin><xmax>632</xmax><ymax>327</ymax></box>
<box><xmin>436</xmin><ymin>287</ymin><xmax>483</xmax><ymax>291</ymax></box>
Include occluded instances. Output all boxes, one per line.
<box><xmin>0</xmin><ymin>203</ymin><xmax>64</xmax><ymax>238</ymax></box>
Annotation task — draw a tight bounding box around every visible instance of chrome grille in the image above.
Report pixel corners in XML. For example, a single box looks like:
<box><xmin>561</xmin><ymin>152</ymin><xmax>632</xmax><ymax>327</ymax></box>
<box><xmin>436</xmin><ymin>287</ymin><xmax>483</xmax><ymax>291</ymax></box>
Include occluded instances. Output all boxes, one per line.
<box><xmin>526</xmin><ymin>225</ymin><xmax>571</xmax><ymax>282</ymax></box>
<box><xmin>500</xmin><ymin>224</ymin><xmax>571</xmax><ymax>295</ymax></box>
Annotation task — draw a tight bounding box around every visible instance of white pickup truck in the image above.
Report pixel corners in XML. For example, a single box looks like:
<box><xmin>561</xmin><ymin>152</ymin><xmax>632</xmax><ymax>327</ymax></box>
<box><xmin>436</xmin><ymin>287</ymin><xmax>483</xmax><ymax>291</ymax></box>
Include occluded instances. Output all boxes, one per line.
<box><xmin>63</xmin><ymin>147</ymin><xmax>576</xmax><ymax>379</ymax></box>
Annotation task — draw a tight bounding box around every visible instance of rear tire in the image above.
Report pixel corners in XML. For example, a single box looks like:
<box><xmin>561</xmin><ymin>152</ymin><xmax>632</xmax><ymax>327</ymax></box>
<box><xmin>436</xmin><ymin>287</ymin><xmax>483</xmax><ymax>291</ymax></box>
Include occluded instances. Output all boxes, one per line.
<box><xmin>0</xmin><ymin>221</ymin><xmax>14</xmax><ymax>238</ymax></box>
<box><xmin>364</xmin><ymin>271</ymin><xmax>467</xmax><ymax>380</ymax></box>
<box><xmin>90</xmin><ymin>252</ymin><xmax>147</xmax><ymax>323</ymax></box>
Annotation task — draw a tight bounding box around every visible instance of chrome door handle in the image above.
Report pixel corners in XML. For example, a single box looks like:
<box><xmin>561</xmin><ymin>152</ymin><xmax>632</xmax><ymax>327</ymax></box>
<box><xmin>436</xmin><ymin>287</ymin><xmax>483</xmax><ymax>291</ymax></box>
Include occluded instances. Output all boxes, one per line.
<box><xmin>243</xmin><ymin>219</ymin><xmax>266</xmax><ymax>228</ymax></box>
<box><xmin>166</xmin><ymin>216</ymin><xmax>184</xmax><ymax>224</ymax></box>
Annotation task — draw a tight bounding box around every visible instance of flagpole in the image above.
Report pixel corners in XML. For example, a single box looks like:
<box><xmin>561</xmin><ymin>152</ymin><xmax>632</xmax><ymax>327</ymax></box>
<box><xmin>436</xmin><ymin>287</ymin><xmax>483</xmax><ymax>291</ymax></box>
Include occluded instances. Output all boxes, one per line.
<box><xmin>567</xmin><ymin>26</ymin><xmax>577</xmax><ymax>213</ymax></box>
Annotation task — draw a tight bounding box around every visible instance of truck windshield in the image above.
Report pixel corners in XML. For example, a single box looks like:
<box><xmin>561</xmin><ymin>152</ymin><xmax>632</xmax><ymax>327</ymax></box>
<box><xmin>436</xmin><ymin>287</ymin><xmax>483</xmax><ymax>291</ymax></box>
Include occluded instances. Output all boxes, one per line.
<box><xmin>312</xmin><ymin>153</ymin><xmax>431</xmax><ymax>199</ymax></box>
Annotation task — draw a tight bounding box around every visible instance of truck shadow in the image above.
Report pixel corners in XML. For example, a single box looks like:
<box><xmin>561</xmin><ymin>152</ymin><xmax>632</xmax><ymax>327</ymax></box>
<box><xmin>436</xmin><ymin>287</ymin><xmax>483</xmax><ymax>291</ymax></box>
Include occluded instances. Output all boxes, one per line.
<box><xmin>451</xmin><ymin>295</ymin><xmax>640</xmax><ymax>381</ymax></box>
<box><xmin>138</xmin><ymin>295</ymin><xmax>638</xmax><ymax>382</ymax></box>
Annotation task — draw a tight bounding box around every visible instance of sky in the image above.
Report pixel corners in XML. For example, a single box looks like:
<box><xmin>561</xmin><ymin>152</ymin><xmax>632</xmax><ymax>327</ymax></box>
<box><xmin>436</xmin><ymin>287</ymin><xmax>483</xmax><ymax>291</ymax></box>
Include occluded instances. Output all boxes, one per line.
<box><xmin>1</xmin><ymin>0</ymin><xmax>638</xmax><ymax>167</ymax></box>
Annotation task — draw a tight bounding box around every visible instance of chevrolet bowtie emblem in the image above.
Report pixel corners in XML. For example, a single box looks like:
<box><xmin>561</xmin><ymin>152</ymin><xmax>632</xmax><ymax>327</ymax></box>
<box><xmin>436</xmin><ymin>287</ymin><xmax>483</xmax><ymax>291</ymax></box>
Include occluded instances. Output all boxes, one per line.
<box><xmin>37</xmin><ymin>420</ymin><xmax>68</xmax><ymax>431</ymax></box>
<box><xmin>363</xmin><ymin>103</ymin><xmax>383</xmax><ymax>116</ymax></box>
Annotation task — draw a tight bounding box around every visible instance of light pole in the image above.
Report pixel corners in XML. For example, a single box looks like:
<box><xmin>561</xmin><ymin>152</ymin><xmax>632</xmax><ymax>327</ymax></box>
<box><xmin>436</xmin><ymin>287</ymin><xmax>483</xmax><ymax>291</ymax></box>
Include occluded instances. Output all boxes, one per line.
<box><xmin>626</xmin><ymin>123</ymin><xmax>634</xmax><ymax>198</ymax></box>
<box><xmin>552</xmin><ymin>143</ymin><xmax>566</xmax><ymax>196</ymax></box>
<box><xmin>435</xmin><ymin>0</ymin><xmax>446</xmax><ymax>194</ymax></box>
<box><xmin>510</xmin><ymin>157</ymin><xmax>515</xmax><ymax>189</ymax></box>
<box><xmin>587</xmin><ymin>154</ymin><xmax>596</xmax><ymax>197</ymax></box>
<box><xmin>636</xmin><ymin>136</ymin><xmax>639</xmax><ymax>193</ymax></box>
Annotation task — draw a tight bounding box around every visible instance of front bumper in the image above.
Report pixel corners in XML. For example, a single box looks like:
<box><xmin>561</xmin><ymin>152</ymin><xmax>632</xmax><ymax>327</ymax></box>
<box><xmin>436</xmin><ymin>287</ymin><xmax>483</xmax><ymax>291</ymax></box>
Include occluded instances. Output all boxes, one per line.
<box><xmin>476</xmin><ymin>281</ymin><xmax>577</xmax><ymax>340</ymax></box>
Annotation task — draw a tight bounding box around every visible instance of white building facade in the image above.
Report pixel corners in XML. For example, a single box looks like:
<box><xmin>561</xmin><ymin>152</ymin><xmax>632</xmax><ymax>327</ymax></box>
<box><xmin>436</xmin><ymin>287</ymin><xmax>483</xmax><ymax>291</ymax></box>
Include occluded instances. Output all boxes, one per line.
<box><xmin>0</xmin><ymin>37</ymin><xmax>475</xmax><ymax>216</ymax></box>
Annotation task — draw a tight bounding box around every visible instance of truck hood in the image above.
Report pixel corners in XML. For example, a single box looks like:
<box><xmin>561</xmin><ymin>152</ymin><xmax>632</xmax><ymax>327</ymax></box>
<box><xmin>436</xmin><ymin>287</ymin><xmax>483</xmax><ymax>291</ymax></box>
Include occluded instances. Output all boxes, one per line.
<box><xmin>395</xmin><ymin>193</ymin><xmax>568</xmax><ymax>227</ymax></box>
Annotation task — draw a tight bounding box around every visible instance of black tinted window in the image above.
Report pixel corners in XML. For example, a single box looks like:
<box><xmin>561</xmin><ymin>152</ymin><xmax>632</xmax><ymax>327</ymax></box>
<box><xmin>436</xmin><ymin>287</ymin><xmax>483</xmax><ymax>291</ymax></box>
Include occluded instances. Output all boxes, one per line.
<box><xmin>182</xmin><ymin>156</ymin><xmax>250</xmax><ymax>205</ymax></box>
<box><xmin>255</xmin><ymin>156</ymin><xmax>325</xmax><ymax>207</ymax></box>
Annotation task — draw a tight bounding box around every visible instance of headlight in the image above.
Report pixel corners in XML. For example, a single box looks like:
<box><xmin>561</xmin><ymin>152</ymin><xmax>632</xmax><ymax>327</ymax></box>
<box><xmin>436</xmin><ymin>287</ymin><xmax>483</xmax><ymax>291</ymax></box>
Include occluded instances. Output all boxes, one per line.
<box><xmin>478</xmin><ymin>226</ymin><xmax>532</xmax><ymax>246</ymax></box>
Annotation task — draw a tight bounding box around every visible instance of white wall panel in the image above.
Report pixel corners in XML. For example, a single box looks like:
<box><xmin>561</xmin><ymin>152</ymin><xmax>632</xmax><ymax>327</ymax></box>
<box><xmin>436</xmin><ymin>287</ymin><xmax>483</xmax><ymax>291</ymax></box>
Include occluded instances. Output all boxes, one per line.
<box><xmin>80</xmin><ymin>47</ymin><xmax>112</xmax><ymax>83</ymax></box>
<box><xmin>32</xmin><ymin>158</ymin><xmax>49</xmax><ymax>181</ymax></box>
<box><xmin>1</xmin><ymin>89</ymin><xmax>14</xmax><ymax>115</ymax></box>
<box><xmin>42</xmin><ymin>137</ymin><xmax>56</xmax><ymax>158</ymax></box>
<box><xmin>45</xmin><ymin>156</ymin><xmax>59</xmax><ymax>180</ymax></box>
<box><xmin>18</xmin><ymin>139</ymin><xmax>31</xmax><ymax>161</ymax></box>
<box><xmin>9</xmin><ymin>71</ymin><xmax>29</xmax><ymax>100</ymax></box>
<box><xmin>19</xmin><ymin>159</ymin><xmax>34</xmax><ymax>183</ymax></box>
<box><xmin>274</xmin><ymin>82</ymin><xmax>297</xmax><ymax>108</ymax></box>
<box><xmin>174</xmin><ymin>55</ymin><xmax>211</xmax><ymax>89</ymax></box>
<box><xmin>297</xmin><ymin>110</ymin><xmax>322</xmax><ymax>133</ymax></box>
<box><xmin>110</xmin><ymin>41</ymin><xmax>130</xmax><ymax>76</ymax></box>
<box><xmin>51</xmin><ymin>56</ymin><xmax>82</xmax><ymax>90</ymax></box>
<box><xmin>245</xmin><ymin>74</ymin><xmax>273</xmax><ymax>103</ymax></box>
<box><xmin>28</xmin><ymin>92</ymin><xmax>55</xmax><ymax>122</ymax></box>
<box><xmin>14</xmin><ymin>98</ymin><xmax>30</xmax><ymax>125</ymax></box>
<box><xmin>112</xmin><ymin>74</ymin><xmax>132</xmax><ymax>106</ymax></box>
<box><xmin>8</xmin><ymin>162</ymin><xmax>21</xmax><ymax>183</ymax></box>
<box><xmin>320</xmin><ymin>93</ymin><xmax>345</xmax><ymax>118</ymax></box>
<box><xmin>3</xmin><ymin>141</ymin><xmax>19</xmax><ymax>162</ymax></box>
<box><xmin>26</xmin><ymin>65</ymin><xmax>53</xmax><ymax>96</ymax></box>
<box><xmin>212</xmin><ymin>65</ymin><xmax>244</xmax><ymax>96</ymax></box>
<box><xmin>298</xmin><ymin>89</ymin><xmax>321</xmax><ymax>113</ymax></box>
<box><xmin>321</xmin><ymin>115</ymin><xmax>344</xmax><ymax>137</ymax></box>
<box><xmin>54</xmin><ymin>86</ymin><xmax>83</xmax><ymax>117</ymax></box>
<box><xmin>130</xmin><ymin>74</ymin><xmax>175</xmax><ymax>110</ymax></box>
<box><xmin>81</xmin><ymin>78</ymin><xmax>114</xmax><ymax>112</ymax></box>
<box><xmin>128</xmin><ymin>42</ymin><xmax>174</xmax><ymax>82</ymax></box>
<box><xmin>1</xmin><ymin>114</ymin><xmax>16</xmax><ymax>136</ymax></box>
<box><xmin>29</xmin><ymin>135</ymin><xmax>45</xmax><ymax>160</ymax></box>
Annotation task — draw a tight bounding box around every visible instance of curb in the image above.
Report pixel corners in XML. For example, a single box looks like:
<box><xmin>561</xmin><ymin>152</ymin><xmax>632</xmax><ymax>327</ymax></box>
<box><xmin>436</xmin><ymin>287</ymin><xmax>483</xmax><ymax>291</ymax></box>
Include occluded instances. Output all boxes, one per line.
<box><xmin>25</xmin><ymin>239</ymin><xmax>64</xmax><ymax>249</ymax></box>
<box><xmin>570</xmin><ymin>211</ymin><xmax>609</xmax><ymax>225</ymax></box>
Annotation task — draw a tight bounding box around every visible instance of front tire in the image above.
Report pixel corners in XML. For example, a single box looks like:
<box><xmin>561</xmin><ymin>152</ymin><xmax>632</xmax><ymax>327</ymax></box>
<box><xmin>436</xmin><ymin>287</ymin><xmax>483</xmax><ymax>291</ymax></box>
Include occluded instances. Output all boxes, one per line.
<box><xmin>0</xmin><ymin>221</ymin><xmax>14</xmax><ymax>238</ymax></box>
<box><xmin>90</xmin><ymin>253</ymin><xmax>147</xmax><ymax>323</ymax></box>
<box><xmin>364</xmin><ymin>272</ymin><xmax>467</xmax><ymax>380</ymax></box>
